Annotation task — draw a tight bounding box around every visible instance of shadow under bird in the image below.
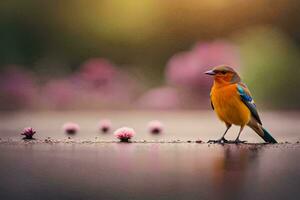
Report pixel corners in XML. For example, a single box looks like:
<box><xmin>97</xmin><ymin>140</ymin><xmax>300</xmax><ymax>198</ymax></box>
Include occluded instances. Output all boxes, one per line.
<box><xmin>205</xmin><ymin>65</ymin><xmax>277</xmax><ymax>144</ymax></box>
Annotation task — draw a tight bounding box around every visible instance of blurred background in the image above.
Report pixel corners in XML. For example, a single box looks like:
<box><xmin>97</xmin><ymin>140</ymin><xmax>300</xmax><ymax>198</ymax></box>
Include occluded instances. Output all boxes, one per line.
<box><xmin>1</xmin><ymin>3</ymin><xmax>300</xmax><ymax>199</ymax></box>
<box><xmin>1</xmin><ymin>0</ymin><xmax>300</xmax><ymax>111</ymax></box>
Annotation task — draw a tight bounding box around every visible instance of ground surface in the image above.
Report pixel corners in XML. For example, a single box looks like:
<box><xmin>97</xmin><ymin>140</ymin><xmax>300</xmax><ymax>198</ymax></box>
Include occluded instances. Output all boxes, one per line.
<box><xmin>0</xmin><ymin>111</ymin><xmax>299</xmax><ymax>200</ymax></box>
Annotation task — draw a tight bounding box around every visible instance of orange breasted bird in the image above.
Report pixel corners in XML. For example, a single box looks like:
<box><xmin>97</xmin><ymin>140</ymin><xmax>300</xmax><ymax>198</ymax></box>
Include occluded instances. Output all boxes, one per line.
<box><xmin>205</xmin><ymin>65</ymin><xmax>277</xmax><ymax>143</ymax></box>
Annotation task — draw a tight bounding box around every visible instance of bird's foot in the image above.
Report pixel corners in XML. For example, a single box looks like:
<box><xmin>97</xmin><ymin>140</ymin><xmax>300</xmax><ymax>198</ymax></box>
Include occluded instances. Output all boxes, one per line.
<box><xmin>229</xmin><ymin>139</ymin><xmax>247</xmax><ymax>144</ymax></box>
<box><xmin>208</xmin><ymin>137</ymin><xmax>228</xmax><ymax>144</ymax></box>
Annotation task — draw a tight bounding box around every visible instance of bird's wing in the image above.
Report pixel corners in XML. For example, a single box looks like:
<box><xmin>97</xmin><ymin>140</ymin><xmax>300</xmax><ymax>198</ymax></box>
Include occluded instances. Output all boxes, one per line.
<box><xmin>210</xmin><ymin>95</ymin><xmax>214</xmax><ymax>110</ymax></box>
<box><xmin>237</xmin><ymin>83</ymin><xmax>262</xmax><ymax>125</ymax></box>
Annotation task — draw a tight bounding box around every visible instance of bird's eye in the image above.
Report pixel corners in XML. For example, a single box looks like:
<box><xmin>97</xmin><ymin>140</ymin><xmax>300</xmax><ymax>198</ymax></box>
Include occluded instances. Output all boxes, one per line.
<box><xmin>221</xmin><ymin>71</ymin><xmax>226</xmax><ymax>75</ymax></box>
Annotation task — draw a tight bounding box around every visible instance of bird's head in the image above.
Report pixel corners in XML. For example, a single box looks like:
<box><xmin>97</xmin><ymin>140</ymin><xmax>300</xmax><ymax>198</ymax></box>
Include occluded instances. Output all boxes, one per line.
<box><xmin>204</xmin><ymin>65</ymin><xmax>240</xmax><ymax>84</ymax></box>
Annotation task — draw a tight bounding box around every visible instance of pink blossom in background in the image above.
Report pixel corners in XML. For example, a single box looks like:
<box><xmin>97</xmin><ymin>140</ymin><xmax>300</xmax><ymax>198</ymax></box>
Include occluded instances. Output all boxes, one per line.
<box><xmin>38</xmin><ymin>57</ymin><xmax>140</xmax><ymax>110</ymax></box>
<box><xmin>0</xmin><ymin>67</ymin><xmax>38</xmax><ymax>110</ymax></box>
<box><xmin>99</xmin><ymin>119</ymin><xmax>112</xmax><ymax>133</ymax></box>
<box><xmin>164</xmin><ymin>40</ymin><xmax>240</xmax><ymax>108</ymax></box>
<box><xmin>114</xmin><ymin>127</ymin><xmax>135</xmax><ymax>142</ymax></box>
<box><xmin>42</xmin><ymin>79</ymin><xmax>76</xmax><ymax>109</ymax></box>
<box><xmin>166</xmin><ymin>40</ymin><xmax>240</xmax><ymax>90</ymax></box>
<box><xmin>137</xmin><ymin>87</ymin><xmax>181</xmax><ymax>109</ymax></box>
<box><xmin>0</xmin><ymin>58</ymin><xmax>139</xmax><ymax>110</ymax></box>
<box><xmin>21</xmin><ymin>127</ymin><xmax>36</xmax><ymax>139</ymax></box>
<box><xmin>147</xmin><ymin>120</ymin><xmax>164</xmax><ymax>134</ymax></box>
<box><xmin>79</xmin><ymin>58</ymin><xmax>117</xmax><ymax>88</ymax></box>
<box><xmin>74</xmin><ymin>57</ymin><xmax>119</xmax><ymax>98</ymax></box>
<box><xmin>62</xmin><ymin>122</ymin><xmax>80</xmax><ymax>135</ymax></box>
<box><xmin>74</xmin><ymin>58</ymin><xmax>139</xmax><ymax>108</ymax></box>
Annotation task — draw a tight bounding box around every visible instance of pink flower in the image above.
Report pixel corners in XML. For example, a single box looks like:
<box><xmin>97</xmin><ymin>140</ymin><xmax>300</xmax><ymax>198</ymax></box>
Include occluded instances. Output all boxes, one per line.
<box><xmin>62</xmin><ymin>122</ymin><xmax>80</xmax><ymax>135</ymax></box>
<box><xmin>99</xmin><ymin>119</ymin><xmax>112</xmax><ymax>133</ymax></box>
<box><xmin>147</xmin><ymin>120</ymin><xmax>164</xmax><ymax>134</ymax></box>
<box><xmin>114</xmin><ymin>127</ymin><xmax>135</xmax><ymax>142</ymax></box>
<box><xmin>21</xmin><ymin>127</ymin><xmax>36</xmax><ymax>139</ymax></box>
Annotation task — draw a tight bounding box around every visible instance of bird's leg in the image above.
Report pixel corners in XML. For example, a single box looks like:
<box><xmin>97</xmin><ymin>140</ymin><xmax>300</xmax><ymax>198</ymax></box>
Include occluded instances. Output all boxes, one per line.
<box><xmin>234</xmin><ymin>126</ymin><xmax>246</xmax><ymax>144</ymax></box>
<box><xmin>208</xmin><ymin>124</ymin><xmax>231</xmax><ymax>143</ymax></box>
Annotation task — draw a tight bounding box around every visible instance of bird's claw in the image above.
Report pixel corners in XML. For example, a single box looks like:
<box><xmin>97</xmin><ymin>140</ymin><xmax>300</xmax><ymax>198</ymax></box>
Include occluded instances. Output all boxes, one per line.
<box><xmin>227</xmin><ymin>139</ymin><xmax>247</xmax><ymax>144</ymax></box>
<box><xmin>208</xmin><ymin>137</ymin><xmax>228</xmax><ymax>144</ymax></box>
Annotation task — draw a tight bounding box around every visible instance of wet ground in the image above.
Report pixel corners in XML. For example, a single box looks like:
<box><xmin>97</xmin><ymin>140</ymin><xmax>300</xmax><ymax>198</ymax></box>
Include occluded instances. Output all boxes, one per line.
<box><xmin>0</xmin><ymin>111</ymin><xmax>299</xmax><ymax>200</ymax></box>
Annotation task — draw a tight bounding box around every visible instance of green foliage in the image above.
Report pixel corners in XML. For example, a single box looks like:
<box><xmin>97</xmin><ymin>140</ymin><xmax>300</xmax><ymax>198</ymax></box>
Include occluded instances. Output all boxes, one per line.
<box><xmin>237</xmin><ymin>27</ymin><xmax>300</xmax><ymax>109</ymax></box>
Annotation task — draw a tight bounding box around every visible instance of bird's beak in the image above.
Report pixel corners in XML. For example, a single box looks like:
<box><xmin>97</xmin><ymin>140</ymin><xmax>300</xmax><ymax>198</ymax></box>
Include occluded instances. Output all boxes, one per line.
<box><xmin>204</xmin><ymin>70</ymin><xmax>216</xmax><ymax>76</ymax></box>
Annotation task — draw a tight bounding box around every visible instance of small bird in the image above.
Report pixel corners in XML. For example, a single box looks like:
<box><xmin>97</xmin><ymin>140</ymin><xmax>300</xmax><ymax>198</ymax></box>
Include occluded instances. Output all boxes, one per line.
<box><xmin>205</xmin><ymin>65</ymin><xmax>277</xmax><ymax>143</ymax></box>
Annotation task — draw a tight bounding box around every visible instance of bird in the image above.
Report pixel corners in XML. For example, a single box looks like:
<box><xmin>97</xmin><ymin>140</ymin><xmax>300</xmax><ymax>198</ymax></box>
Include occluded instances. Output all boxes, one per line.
<box><xmin>205</xmin><ymin>65</ymin><xmax>277</xmax><ymax>144</ymax></box>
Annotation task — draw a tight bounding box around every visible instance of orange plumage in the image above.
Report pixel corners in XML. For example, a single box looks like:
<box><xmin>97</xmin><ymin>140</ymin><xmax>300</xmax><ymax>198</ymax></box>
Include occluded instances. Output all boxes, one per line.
<box><xmin>211</xmin><ymin>83</ymin><xmax>251</xmax><ymax>126</ymax></box>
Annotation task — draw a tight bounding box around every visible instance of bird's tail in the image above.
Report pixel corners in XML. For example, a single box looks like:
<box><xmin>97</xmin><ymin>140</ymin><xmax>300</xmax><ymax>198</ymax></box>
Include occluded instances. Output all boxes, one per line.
<box><xmin>248</xmin><ymin>118</ymin><xmax>277</xmax><ymax>143</ymax></box>
<box><xmin>260</xmin><ymin>127</ymin><xmax>277</xmax><ymax>143</ymax></box>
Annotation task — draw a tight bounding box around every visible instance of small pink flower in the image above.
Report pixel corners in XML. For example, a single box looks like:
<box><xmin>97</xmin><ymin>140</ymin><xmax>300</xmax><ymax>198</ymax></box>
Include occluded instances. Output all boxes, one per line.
<box><xmin>21</xmin><ymin>127</ymin><xmax>36</xmax><ymax>139</ymax></box>
<box><xmin>114</xmin><ymin>127</ymin><xmax>135</xmax><ymax>142</ymax></box>
<box><xmin>147</xmin><ymin>120</ymin><xmax>164</xmax><ymax>134</ymax></box>
<box><xmin>99</xmin><ymin>119</ymin><xmax>112</xmax><ymax>133</ymax></box>
<box><xmin>63</xmin><ymin>122</ymin><xmax>80</xmax><ymax>135</ymax></box>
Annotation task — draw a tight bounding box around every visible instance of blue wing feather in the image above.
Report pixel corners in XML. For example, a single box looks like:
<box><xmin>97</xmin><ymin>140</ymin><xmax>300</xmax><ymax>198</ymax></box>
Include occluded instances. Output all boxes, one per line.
<box><xmin>237</xmin><ymin>84</ymin><xmax>262</xmax><ymax>125</ymax></box>
<box><xmin>237</xmin><ymin>85</ymin><xmax>253</xmax><ymax>102</ymax></box>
